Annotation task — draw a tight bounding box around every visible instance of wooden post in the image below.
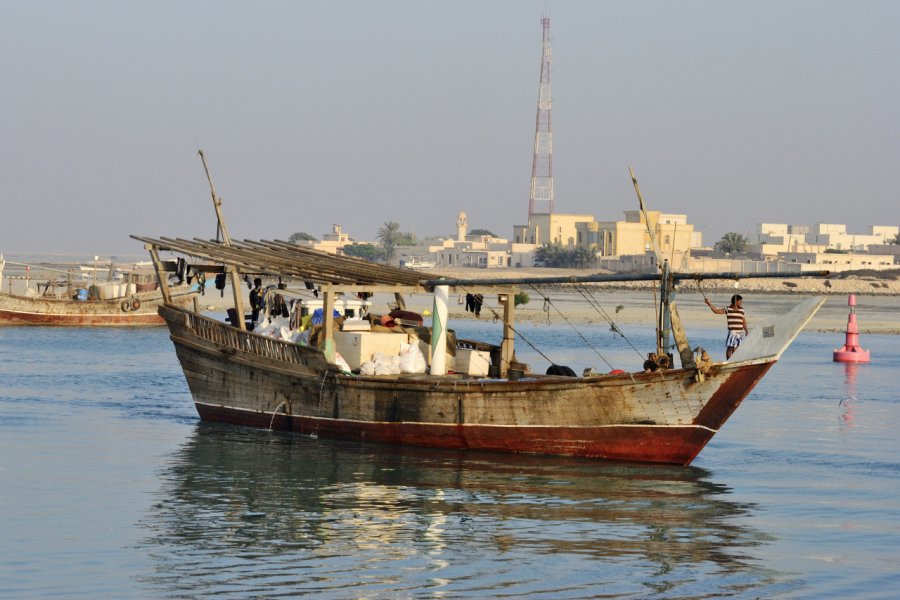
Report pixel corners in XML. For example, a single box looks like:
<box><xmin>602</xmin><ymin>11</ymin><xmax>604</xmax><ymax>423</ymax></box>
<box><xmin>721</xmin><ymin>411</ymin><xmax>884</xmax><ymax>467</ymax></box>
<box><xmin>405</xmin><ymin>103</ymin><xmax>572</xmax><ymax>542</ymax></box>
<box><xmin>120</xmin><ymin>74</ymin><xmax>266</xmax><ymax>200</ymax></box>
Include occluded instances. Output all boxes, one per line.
<box><xmin>500</xmin><ymin>291</ymin><xmax>515</xmax><ymax>378</ymax></box>
<box><xmin>145</xmin><ymin>244</ymin><xmax>173</xmax><ymax>304</ymax></box>
<box><xmin>322</xmin><ymin>285</ymin><xmax>335</xmax><ymax>363</ymax></box>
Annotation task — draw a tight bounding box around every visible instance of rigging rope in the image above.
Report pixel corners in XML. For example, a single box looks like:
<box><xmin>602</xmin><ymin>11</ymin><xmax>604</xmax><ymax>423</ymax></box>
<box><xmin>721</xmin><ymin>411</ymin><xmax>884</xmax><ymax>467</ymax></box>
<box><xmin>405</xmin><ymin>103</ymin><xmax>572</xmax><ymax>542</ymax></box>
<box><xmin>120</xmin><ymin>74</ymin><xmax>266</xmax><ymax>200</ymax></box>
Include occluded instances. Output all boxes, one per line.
<box><xmin>459</xmin><ymin>286</ymin><xmax>557</xmax><ymax>367</ymax></box>
<box><xmin>528</xmin><ymin>285</ymin><xmax>616</xmax><ymax>371</ymax></box>
<box><xmin>573</xmin><ymin>285</ymin><xmax>645</xmax><ymax>360</ymax></box>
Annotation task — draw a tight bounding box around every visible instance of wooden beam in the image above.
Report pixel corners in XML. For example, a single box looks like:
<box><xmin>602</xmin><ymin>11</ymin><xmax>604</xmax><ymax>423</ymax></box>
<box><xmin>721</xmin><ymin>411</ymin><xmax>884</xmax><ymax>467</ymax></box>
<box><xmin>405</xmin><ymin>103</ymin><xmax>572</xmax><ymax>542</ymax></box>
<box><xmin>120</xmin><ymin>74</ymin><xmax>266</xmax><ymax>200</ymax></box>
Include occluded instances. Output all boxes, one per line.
<box><xmin>145</xmin><ymin>244</ymin><xmax>172</xmax><ymax>304</ymax></box>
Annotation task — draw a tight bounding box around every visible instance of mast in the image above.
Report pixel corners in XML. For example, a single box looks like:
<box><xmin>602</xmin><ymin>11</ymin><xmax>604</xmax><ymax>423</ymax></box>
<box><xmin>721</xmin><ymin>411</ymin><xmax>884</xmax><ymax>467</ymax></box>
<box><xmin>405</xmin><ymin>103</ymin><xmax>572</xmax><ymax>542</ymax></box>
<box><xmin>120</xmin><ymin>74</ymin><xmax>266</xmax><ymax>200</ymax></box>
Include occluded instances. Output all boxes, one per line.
<box><xmin>199</xmin><ymin>149</ymin><xmax>231</xmax><ymax>245</ymax></box>
<box><xmin>629</xmin><ymin>167</ymin><xmax>691</xmax><ymax>367</ymax></box>
<box><xmin>197</xmin><ymin>149</ymin><xmax>247</xmax><ymax>330</ymax></box>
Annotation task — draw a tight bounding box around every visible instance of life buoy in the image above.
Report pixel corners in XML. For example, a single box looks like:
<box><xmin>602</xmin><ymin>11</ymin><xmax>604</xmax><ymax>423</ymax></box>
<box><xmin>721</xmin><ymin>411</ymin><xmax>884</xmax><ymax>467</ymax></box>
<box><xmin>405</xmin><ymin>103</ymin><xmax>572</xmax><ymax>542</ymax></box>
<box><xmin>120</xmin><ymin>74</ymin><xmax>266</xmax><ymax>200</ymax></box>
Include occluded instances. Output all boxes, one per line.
<box><xmin>121</xmin><ymin>300</ymin><xmax>131</xmax><ymax>312</ymax></box>
<box><xmin>132</xmin><ymin>298</ymin><xmax>141</xmax><ymax>311</ymax></box>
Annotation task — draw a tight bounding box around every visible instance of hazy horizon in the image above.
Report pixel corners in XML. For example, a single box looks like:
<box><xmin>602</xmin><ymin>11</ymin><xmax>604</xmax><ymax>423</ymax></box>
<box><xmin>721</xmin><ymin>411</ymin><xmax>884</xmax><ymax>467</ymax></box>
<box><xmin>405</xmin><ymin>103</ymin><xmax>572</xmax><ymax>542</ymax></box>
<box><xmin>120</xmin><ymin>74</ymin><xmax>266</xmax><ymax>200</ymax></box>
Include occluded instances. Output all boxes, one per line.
<box><xmin>2</xmin><ymin>1</ymin><xmax>898</xmax><ymax>255</ymax></box>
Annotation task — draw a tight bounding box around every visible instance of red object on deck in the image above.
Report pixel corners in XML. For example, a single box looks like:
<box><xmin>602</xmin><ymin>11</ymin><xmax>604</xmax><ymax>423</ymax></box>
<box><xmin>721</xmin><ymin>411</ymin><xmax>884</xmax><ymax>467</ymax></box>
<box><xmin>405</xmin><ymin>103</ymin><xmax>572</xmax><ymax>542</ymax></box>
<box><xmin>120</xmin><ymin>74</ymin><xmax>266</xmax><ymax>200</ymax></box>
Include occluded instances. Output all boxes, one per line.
<box><xmin>833</xmin><ymin>294</ymin><xmax>870</xmax><ymax>363</ymax></box>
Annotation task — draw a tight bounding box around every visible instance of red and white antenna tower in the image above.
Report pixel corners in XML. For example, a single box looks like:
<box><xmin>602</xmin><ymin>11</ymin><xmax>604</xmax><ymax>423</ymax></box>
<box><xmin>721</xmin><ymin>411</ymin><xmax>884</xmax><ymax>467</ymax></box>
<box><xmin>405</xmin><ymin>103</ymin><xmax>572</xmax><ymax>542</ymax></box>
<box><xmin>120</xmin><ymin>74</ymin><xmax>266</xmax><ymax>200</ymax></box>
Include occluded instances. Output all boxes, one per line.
<box><xmin>528</xmin><ymin>17</ymin><xmax>554</xmax><ymax>219</ymax></box>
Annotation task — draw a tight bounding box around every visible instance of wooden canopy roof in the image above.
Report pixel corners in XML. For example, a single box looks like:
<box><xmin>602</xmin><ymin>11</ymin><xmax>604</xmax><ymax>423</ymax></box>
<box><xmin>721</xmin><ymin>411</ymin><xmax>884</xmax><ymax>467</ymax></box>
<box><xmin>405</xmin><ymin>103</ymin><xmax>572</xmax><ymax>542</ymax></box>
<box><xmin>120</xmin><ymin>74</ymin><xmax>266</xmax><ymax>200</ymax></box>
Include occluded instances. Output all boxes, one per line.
<box><xmin>131</xmin><ymin>236</ymin><xmax>427</xmax><ymax>287</ymax></box>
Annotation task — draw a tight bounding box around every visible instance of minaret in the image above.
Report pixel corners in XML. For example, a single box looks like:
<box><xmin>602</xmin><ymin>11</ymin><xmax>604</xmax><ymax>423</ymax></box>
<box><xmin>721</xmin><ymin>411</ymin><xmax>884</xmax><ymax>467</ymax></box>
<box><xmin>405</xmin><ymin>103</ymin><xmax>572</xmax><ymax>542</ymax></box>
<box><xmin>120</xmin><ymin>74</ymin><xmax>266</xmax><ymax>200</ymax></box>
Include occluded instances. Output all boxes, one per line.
<box><xmin>528</xmin><ymin>17</ymin><xmax>554</xmax><ymax>220</ymax></box>
<box><xmin>456</xmin><ymin>211</ymin><xmax>468</xmax><ymax>242</ymax></box>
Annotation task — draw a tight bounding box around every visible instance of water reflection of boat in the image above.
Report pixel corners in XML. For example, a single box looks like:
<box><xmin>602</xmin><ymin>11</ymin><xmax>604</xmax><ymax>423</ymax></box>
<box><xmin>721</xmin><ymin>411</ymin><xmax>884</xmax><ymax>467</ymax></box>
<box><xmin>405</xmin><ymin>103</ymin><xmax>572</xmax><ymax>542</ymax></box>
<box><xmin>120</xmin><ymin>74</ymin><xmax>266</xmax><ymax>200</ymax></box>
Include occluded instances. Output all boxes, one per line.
<box><xmin>138</xmin><ymin>425</ymin><xmax>772</xmax><ymax>597</ymax></box>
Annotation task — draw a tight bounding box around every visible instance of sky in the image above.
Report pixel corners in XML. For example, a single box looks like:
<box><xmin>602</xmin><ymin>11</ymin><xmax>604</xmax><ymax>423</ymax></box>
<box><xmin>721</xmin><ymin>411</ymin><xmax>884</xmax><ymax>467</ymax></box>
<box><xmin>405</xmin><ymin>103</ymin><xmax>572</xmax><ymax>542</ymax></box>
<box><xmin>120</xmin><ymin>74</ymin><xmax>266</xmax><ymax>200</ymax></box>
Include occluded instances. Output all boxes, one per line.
<box><xmin>2</xmin><ymin>0</ymin><xmax>898</xmax><ymax>255</ymax></box>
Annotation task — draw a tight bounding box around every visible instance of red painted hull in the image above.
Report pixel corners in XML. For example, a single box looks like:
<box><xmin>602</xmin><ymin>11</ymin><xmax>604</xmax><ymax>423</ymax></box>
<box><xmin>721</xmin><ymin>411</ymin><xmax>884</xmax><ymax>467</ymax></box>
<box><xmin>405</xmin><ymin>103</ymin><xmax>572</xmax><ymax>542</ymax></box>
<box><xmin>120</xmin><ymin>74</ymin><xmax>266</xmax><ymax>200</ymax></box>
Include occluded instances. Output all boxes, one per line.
<box><xmin>196</xmin><ymin>402</ymin><xmax>725</xmax><ymax>464</ymax></box>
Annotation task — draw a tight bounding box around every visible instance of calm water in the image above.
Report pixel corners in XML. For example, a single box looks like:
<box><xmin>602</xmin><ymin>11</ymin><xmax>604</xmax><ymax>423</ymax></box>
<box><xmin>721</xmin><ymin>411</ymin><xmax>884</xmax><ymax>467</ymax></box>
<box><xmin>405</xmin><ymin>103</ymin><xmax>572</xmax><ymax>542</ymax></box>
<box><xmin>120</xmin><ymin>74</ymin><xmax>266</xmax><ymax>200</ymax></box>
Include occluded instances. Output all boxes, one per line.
<box><xmin>1</xmin><ymin>316</ymin><xmax>899</xmax><ymax>599</ymax></box>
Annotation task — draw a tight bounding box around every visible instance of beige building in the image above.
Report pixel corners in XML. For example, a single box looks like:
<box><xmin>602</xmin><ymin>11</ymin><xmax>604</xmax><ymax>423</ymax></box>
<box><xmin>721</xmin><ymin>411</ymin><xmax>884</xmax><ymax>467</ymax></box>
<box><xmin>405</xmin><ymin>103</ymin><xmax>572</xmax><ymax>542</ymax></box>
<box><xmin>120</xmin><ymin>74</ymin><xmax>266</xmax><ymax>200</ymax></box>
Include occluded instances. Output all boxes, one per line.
<box><xmin>513</xmin><ymin>213</ymin><xmax>596</xmax><ymax>247</ymax></box>
<box><xmin>594</xmin><ymin>211</ymin><xmax>695</xmax><ymax>268</ymax></box>
<box><xmin>293</xmin><ymin>224</ymin><xmax>352</xmax><ymax>255</ymax></box>
<box><xmin>432</xmin><ymin>211</ymin><xmax>537</xmax><ymax>268</ymax></box>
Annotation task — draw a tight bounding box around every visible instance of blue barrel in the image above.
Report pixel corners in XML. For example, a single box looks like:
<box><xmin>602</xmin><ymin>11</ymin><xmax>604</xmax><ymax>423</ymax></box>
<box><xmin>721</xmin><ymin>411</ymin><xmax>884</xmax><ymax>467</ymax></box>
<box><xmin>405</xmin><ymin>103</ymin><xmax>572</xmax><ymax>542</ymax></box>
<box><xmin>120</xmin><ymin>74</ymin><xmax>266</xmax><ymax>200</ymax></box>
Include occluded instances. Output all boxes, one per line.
<box><xmin>76</xmin><ymin>289</ymin><xmax>89</xmax><ymax>301</ymax></box>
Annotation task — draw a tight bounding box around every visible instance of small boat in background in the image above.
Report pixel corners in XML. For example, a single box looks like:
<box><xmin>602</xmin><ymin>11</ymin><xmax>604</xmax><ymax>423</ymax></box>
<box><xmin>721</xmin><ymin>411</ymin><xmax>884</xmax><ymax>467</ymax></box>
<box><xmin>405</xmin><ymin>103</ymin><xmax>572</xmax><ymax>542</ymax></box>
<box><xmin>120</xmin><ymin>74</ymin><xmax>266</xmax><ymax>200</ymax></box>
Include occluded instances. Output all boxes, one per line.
<box><xmin>0</xmin><ymin>256</ymin><xmax>197</xmax><ymax>326</ymax></box>
<box><xmin>400</xmin><ymin>256</ymin><xmax>435</xmax><ymax>270</ymax></box>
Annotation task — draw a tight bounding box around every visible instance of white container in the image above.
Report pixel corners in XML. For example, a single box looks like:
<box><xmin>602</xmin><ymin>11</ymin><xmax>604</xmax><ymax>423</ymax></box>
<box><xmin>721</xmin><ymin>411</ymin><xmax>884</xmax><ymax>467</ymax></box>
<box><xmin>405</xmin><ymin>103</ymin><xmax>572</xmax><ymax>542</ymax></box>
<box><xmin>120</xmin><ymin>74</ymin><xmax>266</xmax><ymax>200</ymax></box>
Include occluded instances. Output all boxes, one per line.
<box><xmin>341</xmin><ymin>318</ymin><xmax>371</xmax><ymax>332</ymax></box>
<box><xmin>455</xmin><ymin>348</ymin><xmax>491</xmax><ymax>376</ymax></box>
<box><xmin>334</xmin><ymin>331</ymin><xmax>409</xmax><ymax>371</ymax></box>
<box><xmin>98</xmin><ymin>283</ymin><xmax>116</xmax><ymax>300</ymax></box>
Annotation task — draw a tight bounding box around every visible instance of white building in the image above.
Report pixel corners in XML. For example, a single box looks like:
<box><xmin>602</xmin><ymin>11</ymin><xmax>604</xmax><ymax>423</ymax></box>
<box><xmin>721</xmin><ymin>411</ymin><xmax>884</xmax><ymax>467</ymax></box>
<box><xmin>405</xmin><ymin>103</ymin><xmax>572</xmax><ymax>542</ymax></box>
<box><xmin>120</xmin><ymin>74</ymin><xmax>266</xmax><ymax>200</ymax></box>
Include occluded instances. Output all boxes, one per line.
<box><xmin>751</xmin><ymin>222</ymin><xmax>898</xmax><ymax>256</ymax></box>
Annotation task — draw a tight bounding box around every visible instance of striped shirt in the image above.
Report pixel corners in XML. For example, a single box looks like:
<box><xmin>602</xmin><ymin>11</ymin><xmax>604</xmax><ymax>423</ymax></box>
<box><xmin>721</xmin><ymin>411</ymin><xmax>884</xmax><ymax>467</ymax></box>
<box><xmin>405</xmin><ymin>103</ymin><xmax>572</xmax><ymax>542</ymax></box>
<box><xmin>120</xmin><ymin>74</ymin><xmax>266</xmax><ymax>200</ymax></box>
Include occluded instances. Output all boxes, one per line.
<box><xmin>724</xmin><ymin>307</ymin><xmax>745</xmax><ymax>332</ymax></box>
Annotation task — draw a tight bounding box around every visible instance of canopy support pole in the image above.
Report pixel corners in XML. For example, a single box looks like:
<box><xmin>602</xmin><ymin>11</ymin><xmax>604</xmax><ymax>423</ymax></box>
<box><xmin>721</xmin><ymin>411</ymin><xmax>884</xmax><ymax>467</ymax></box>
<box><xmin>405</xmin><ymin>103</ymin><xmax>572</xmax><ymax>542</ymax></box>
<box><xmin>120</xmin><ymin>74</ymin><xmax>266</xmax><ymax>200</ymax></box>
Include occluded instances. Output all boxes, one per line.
<box><xmin>430</xmin><ymin>285</ymin><xmax>449</xmax><ymax>375</ymax></box>
<box><xmin>500</xmin><ymin>292</ymin><xmax>515</xmax><ymax>378</ymax></box>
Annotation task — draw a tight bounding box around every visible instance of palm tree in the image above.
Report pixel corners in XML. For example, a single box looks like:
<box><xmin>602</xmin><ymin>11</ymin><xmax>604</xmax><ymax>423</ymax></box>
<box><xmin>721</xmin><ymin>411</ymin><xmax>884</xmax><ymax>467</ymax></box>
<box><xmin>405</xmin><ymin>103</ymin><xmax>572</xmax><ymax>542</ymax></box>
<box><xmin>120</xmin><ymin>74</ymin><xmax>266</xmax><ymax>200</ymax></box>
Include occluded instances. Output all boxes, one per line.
<box><xmin>716</xmin><ymin>232</ymin><xmax>750</xmax><ymax>254</ymax></box>
<box><xmin>377</xmin><ymin>221</ymin><xmax>401</xmax><ymax>262</ymax></box>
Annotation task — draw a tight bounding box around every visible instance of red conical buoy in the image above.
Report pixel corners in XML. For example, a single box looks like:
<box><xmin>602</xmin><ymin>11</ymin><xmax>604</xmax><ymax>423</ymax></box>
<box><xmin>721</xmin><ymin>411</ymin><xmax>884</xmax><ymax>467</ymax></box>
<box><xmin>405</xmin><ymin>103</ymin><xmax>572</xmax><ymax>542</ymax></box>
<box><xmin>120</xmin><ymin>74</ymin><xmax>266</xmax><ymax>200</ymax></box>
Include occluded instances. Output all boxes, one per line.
<box><xmin>833</xmin><ymin>294</ymin><xmax>870</xmax><ymax>363</ymax></box>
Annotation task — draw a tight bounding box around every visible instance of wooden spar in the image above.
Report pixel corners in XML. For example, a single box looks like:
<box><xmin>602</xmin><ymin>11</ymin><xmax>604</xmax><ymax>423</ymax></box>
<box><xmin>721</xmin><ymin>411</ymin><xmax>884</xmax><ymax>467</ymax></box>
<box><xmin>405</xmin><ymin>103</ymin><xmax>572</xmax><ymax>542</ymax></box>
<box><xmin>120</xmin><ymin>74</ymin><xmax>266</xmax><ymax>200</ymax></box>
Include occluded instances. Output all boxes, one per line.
<box><xmin>629</xmin><ymin>167</ymin><xmax>674</xmax><ymax>356</ymax></box>
<box><xmin>197</xmin><ymin>150</ymin><xmax>247</xmax><ymax>330</ymax></box>
<box><xmin>146</xmin><ymin>244</ymin><xmax>173</xmax><ymax>303</ymax></box>
<box><xmin>629</xmin><ymin>167</ymin><xmax>664</xmax><ymax>267</ymax></box>
<box><xmin>199</xmin><ymin>149</ymin><xmax>231</xmax><ymax>245</ymax></box>
<box><xmin>423</xmin><ymin>270</ymin><xmax>831</xmax><ymax>289</ymax></box>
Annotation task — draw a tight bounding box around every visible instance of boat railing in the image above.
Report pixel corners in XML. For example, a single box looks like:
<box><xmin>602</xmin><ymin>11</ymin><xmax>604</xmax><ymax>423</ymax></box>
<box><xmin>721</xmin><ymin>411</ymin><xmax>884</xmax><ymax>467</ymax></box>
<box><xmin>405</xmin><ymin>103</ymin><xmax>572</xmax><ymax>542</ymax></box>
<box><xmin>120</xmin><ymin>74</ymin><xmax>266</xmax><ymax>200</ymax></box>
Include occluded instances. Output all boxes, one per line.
<box><xmin>178</xmin><ymin>308</ymin><xmax>328</xmax><ymax>370</ymax></box>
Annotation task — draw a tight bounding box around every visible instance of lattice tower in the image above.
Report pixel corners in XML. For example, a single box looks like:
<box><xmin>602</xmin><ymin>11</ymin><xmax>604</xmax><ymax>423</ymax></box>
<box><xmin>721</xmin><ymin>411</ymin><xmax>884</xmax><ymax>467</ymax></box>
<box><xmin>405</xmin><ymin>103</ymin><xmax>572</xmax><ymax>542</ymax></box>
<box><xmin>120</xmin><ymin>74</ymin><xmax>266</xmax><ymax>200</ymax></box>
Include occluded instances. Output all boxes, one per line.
<box><xmin>528</xmin><ymin>17</ymin><xmax>554</xmax><ymax>219</ymax></box>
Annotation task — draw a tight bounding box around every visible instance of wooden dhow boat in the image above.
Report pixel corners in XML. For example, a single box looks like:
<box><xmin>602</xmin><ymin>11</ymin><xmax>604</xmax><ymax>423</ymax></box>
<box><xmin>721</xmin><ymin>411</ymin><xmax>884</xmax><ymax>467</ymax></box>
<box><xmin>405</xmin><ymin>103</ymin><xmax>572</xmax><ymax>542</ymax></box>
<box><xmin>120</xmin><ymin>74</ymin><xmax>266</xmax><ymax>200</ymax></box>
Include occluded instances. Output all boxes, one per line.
<box><xmin>133</xmin><ymin>156</ymin><xmax>827</xmax><ymax>464</ymax></box>
<box><xmin>132</xmin><ymin>233</ymin><xmax>827</xmax><ymax>465</ymax></box>
<box><xmin>0</xmin><ymin>257</ymin><xmax>197</xmax><ymax>326</ymax></box>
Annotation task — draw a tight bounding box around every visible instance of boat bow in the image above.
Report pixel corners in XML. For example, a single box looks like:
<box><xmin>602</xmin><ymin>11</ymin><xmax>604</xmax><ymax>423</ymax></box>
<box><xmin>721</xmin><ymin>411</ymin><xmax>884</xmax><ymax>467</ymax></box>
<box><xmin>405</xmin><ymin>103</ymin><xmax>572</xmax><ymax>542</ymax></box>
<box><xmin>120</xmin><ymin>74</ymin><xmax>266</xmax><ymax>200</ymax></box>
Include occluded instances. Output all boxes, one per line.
<box><xmin>728</xmin><ymin>295</ymin><xmax>825</xmax><ymax>363</ymax></box>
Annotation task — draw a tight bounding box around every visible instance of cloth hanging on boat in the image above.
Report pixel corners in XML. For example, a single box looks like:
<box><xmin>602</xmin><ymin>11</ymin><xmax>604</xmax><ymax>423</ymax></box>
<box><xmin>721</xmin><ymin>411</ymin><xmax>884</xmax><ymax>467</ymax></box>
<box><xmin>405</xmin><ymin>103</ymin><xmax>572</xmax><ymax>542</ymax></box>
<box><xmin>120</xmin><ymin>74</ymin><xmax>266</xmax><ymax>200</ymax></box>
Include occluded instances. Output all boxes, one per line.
<box><xmin>196</xmin><ymin>271</ymin><xmax>206</xmax><ymax>296</ymax></box>
<box><xmin>175</xmin><ymin>258</ymin><xmax>187</xmax><ymax>284</ymax></box>
<box><xmin>214</xmin><ymin>273</ymin><xmax>227</xmax><ymax>298</ymax></box>
<box><xmin>465</xmin><ymin>294</ymin><xmax>483</xmax><ymax>316</ymax></box>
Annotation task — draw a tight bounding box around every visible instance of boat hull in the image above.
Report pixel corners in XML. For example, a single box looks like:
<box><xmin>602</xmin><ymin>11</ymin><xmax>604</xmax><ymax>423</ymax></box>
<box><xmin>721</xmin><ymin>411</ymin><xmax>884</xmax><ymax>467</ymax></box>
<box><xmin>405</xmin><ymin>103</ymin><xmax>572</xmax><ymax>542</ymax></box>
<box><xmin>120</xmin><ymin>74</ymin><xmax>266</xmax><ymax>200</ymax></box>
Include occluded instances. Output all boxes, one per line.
<box><xmin>163</xmin><ymin>305</ymin><xmax>775</xmax><ymax>465</ymax></box>
<box><xmin>0</xmin><ymin>287</ymin><xmax>197</xmax><ymax>326</ymax></box>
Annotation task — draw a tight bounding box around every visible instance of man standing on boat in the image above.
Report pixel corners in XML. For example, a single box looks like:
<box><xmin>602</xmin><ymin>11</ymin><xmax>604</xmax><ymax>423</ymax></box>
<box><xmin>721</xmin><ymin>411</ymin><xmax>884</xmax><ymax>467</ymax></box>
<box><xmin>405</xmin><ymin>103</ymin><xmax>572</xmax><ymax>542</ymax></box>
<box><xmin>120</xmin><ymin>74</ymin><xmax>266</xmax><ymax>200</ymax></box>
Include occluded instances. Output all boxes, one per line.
<box><xmin>705</xmin><ymin>294</ymin><xmax>748</xmax><ymax>359</ymax></box>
